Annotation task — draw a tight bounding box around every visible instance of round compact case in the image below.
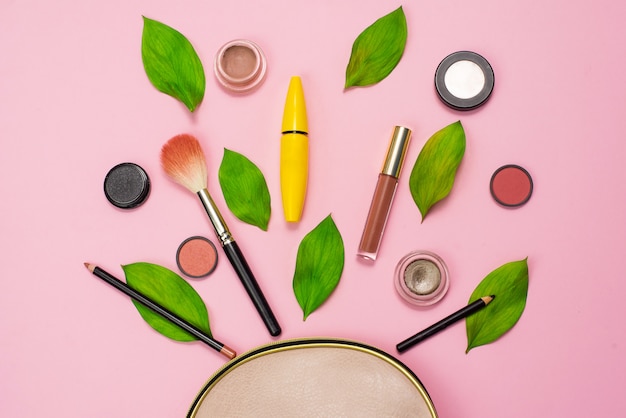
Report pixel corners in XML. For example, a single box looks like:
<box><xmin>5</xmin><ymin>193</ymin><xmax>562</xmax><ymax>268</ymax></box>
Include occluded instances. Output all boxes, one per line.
<box><xmin>188</xmin><ymin>338</ymin><xmax>438</xmax><ymax>417</ymax></box>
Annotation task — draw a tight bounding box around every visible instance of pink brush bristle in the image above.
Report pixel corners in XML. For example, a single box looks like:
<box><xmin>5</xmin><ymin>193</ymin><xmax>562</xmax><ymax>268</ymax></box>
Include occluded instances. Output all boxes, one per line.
<box><xmin>160</xmin><ymin>134</ymin><xmax>208</xmax><ymax>193</ymax></box>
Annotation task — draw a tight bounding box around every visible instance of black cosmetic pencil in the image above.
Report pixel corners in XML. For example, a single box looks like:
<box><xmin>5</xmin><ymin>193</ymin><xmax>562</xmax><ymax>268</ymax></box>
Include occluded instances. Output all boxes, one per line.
<box><xmin>397</xmin><ymin>295</ymin><xmax>495</xmax><ymax>353</ymax></box>
<box><xmin>84</xmin><ymin>263</ymin><xmax>236</xmax><ymax>360</ymax></box>
<box><xmin>160</xmin><ymin>134</ymin><xmax>281</xmax><ymax>337</ymax></box>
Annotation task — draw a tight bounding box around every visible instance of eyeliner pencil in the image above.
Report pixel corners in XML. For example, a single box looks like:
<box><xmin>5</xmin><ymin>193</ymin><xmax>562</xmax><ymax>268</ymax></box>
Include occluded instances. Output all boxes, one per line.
<box><xmin>396</xmin><ymin>295</ymin><xmax>495</xmax><ymax>353</ymax></box>
<box><xmin>84</xmin><ymin>263</ymin><xmax>236</xmax><ymax>360</ymax></box>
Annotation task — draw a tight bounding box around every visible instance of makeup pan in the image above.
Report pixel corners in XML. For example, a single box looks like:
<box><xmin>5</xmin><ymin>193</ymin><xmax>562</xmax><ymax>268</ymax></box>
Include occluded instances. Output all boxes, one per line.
<box><xmin>214</xmin><ymin>39</ymin><xmax>267</xmax><ymax>93</ymax></box>
<box><xmin>395</xmin><ymin>251</ymin><xmax>449</xmax><ymax>306</ymax></box>
<box><xmin>176</xmin><ymin>236</ymin><xmax>218</xmax><ymax>278</ymax></box>
<box><xmin>435</xmin><ymin>51</ymin><xmax>494</xmax><ymax>110</ymax></box>
<box><xmin>490</xmin><ymin>164</ymin><xmax>533</xmax><ymax>207</ymax></box>
<box><xmin>103</xmin><ymin>162</ymin><xmax>151</xmax><ymax>209</ymax></box>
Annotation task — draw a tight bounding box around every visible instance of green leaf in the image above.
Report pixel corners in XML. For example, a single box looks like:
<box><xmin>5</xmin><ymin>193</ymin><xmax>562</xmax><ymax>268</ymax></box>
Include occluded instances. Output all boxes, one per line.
<box><xmin>141</xmin><ymin>16</ymin><xmax>205</xmax><ymax>112</ymax></box>
<box><xmin>345</xmin><ymin>6</ymin><xmax>408</xmax><ymax>88</ymax></box>
<box><xmin>293</xmin><ymin>214</ymin><xmax>345</xmax><ymax>320</ymax></box>
<box><xmin>218</xmin><ymin>148</ymin><xmax>271</xmax><ymax>231</ymax></box>
<box><xmin>409</xmin><ymin>121</ymin><xmax>466</xmax><ymax>221</ymax></box>
<box><xmin>466</xmin><ymin>258</ymin><xmax>529</xmax><ymax>353</ymax></box>
<box><xmin>122</xmin><ymin>262</ymin><xmax>211</xmax><ymax>342</ymax></box>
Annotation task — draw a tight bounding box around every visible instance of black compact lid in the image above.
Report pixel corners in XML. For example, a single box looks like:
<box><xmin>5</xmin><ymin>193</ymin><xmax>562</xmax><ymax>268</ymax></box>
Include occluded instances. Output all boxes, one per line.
<box><xmin>104</xmin><ymin>162</ymin><xmax>151</xmax><ymax>209</ymax></box>
<box><xmin>435</xmin><ymin>51</ymin><xmax>494</xmax><ymax>110</ymax></box>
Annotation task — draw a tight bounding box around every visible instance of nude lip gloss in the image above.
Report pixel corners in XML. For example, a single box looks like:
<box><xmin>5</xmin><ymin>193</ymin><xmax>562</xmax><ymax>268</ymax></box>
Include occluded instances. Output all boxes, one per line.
<box><xmin>358</xmin><ymin>126</ymin><xmax>412</xmax><ymax>261</ymax></box>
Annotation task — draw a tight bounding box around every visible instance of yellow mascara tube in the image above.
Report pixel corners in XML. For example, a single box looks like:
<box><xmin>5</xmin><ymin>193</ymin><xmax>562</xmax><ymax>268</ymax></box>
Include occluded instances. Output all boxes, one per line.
<box><xmin>280</xmin><ymin>76</ymin><xmax>309</xmax><ymax>222</ymax></box>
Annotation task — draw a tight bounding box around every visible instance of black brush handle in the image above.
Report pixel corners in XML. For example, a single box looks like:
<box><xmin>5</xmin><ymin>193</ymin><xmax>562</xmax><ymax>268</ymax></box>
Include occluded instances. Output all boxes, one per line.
<box><xmin>223</xmin><ymin>241</ymin><xmax>282</xmax><ymax>336</ymax></box>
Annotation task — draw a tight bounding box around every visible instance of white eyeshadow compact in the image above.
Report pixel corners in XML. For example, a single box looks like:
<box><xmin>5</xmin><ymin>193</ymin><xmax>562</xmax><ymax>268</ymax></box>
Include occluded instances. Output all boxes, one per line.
<box><xmin>434</xmin><ymin>51</ymin><xmax>494</xmax><ymax>110</ymax></box>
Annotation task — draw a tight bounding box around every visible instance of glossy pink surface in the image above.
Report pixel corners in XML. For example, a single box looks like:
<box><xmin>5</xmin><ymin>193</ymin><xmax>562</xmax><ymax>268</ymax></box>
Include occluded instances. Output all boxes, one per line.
<box><xmin>1</xmin><ymin>1</ymin><xmax>625</xmax><ymax>417</ymax></box>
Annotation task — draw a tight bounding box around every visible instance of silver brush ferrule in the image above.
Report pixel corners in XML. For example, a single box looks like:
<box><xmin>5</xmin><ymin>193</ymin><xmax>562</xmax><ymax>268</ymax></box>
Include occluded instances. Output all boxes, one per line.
<box><xmin>197</xmin><ymin>189</ymin><xmax>234</xmax><ymax>245</ymax></box>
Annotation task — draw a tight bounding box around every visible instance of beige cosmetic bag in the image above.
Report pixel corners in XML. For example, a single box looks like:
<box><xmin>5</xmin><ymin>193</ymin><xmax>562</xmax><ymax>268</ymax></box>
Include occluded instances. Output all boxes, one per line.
<box><xmin>187</xmin><ymin>338</ymin><xmax>438</xmax><ymax>417</ymax></box>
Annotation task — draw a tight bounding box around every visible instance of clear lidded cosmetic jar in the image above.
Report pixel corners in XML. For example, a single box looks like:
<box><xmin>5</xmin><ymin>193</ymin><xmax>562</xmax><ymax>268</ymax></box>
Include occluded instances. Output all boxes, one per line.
<box><xmin>214</xmin><ymin>39</ymin><xmax>267</xmax><ymax>93</ymax></box>
<box><xmin>394</xmin><ymin>250</ymin><xmax>449</xmax><ymax>306</ymax></box>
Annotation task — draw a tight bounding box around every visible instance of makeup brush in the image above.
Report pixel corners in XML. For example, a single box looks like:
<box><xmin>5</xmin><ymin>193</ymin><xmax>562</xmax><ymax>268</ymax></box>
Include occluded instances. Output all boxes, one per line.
<box><xmin>160</xmin><ymin>134</ymin><xmax>281</xmax><ymax>337</ymax></box>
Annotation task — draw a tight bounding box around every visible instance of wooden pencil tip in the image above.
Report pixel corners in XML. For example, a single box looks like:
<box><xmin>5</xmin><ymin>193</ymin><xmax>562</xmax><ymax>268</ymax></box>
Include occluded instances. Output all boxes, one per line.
<box><xmin>221</xmin><ymin>344</ymin><xmax>237</xmax><ymax>360</ymax></box>
<box><xmin>84</xmin><ymin>263</ymin><xmax>95</xmax><ymax>273</ymax></box>
<box><xmin>483</xmin><ymin>295</ymin><xmax>495</xmax><ymax>304</ymax></box>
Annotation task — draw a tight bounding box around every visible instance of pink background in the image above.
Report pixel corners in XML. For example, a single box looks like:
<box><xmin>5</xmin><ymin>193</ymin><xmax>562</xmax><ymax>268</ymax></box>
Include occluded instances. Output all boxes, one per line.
<box><xmin>2</xmin><ymin>0</ymin><xmax>625</xmax><ymax>416</ymax></box>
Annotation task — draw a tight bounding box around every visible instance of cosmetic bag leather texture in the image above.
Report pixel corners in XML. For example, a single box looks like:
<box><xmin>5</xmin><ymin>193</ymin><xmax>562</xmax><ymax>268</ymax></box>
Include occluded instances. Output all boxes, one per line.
<box><xmin>187</xmin><ymin>338</ymin><xmax>438</xmax><ymax>417</ymax></box>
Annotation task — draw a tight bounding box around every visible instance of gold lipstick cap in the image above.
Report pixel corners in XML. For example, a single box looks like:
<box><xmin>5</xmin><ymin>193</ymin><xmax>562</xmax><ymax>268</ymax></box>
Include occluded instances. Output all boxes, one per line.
<box><xmin>381</xmin><ymin>126</ymin><xmax>412</xmax><ymax>178</ymax></box>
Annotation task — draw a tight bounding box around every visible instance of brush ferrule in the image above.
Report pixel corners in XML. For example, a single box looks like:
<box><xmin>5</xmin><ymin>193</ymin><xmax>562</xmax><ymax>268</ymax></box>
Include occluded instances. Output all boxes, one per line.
<box><xmin>197</xmin><ymin>189</ymin><xmax>234</xmax><ymax>245</ymax></box>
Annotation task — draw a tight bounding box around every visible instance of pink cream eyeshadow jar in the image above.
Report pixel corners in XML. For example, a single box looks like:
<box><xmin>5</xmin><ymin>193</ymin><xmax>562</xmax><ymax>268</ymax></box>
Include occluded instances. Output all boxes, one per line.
<box><xmin>395</xmin><ymin>250</ymin><xmax>450</xmax><ymax>306</ymax></box>
<box><xmin>214</xmin><ymin>39</ymin><xmax>267</xmax><ymax>93</ymax></box>
<box><xmin>490</xmin><ymin>164</ymin><xmax>533</xmax><ymax>207</ymax></box>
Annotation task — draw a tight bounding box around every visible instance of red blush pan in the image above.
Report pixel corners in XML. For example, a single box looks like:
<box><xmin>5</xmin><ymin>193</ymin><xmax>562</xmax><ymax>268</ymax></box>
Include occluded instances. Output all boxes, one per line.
<box><xmin>490</xmin><ymin>165</ymin><xmax>533</xmax><ymax>207</ymax></box>
<box><xmin>176</xmin><ymin>236</ymin><xmax>218</xmax><ymax>278</ymax></box>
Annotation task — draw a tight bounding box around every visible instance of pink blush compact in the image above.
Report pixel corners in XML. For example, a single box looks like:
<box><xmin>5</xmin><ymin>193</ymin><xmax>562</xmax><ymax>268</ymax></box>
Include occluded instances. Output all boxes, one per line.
<box><xmin>490</xmin><ymin>164</ymin><xmax>533</xmax><ymax>207</ymax></box>
<box><xmin>176</xmin><ymin>236</ymin><xmax>218</xmax><ymax>278</ymax></box>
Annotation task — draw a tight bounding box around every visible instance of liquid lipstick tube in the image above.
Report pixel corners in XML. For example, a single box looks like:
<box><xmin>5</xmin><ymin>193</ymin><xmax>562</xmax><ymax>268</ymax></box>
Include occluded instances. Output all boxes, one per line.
<box><xmin>358</xmin><ymin>126</ymin><xmax>412</xmax><ymax>261</ymax></box>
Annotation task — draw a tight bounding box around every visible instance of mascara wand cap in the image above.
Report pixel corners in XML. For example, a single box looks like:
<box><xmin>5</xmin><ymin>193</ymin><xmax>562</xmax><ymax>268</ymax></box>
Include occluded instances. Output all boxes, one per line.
<box><xmin>381</xmin><ymin>126</ymin><xmax>412</xmax><ymax>178</ymax></box>
<box><xmin>281</xmin><ymin>76</ymin><xmax>308</xmax><ymax>134</ymax></box>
